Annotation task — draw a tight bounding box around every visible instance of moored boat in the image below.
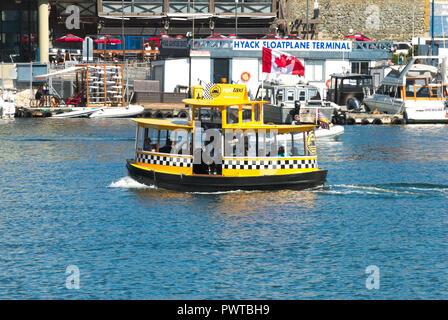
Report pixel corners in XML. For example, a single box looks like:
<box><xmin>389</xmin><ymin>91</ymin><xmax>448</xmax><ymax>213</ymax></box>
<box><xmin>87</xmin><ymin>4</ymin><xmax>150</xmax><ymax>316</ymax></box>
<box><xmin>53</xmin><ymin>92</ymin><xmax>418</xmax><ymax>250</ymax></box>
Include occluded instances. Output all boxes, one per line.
<box><xmin>363</xmin><ymin>56</ymin><xmax>448</xmax><ymax>123</ymax></box>
<box><xmin>126</xmin><ymin>84</ymin><xmax>327</xmax><ymax>192</ymax></box>
<box><xmin>53</xmin><ymin>107</ymin><xmax>102</xmax><ymax>118</ymax></box>
<box><xmin>89</xmin><ymin>104</ymin><xmax>144</xmax><ymax>118</ymax></box>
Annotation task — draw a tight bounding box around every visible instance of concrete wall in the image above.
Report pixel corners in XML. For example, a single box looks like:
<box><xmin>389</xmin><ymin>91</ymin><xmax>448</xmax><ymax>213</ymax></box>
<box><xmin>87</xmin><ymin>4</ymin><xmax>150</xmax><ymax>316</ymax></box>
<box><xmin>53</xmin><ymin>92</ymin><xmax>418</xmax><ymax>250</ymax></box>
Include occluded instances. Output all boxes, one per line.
<box><xmin>287</xmin><ymin>0</ymin><xmax>427</xmax><ymax>41</ymax></box>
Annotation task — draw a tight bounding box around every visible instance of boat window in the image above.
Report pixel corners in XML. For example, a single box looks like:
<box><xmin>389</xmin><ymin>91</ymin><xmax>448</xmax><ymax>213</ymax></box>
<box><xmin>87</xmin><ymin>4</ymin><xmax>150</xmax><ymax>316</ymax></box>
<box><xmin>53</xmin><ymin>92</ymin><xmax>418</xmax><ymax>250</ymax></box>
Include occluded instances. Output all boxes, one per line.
<box><xmin>308</xmin><ymin>88</ymin><xmax>321</xmax><ymax>101</ymax></box>
<box><xmin>360</xmin><ymin>77</ymin><xmax>372</xmax><ymax>86</ymax></box>
<box><xmin>330</xmin><ymin>77</ymin><xmax>336</xmax><ymax>89</ymax></box>
<box><xmin>171</xmin><ymin>130</ymin><xmax>191</xmax><ymax>155</ymax></box>
<box><xmin>375</xmin><ymin>85</ymin><xmax>385</xmax><ymax>95</ymax></box>
<box><xmin>415</xmin><ymin>86</ymin><xmax>430</xmax><ymax>98</ymax></box>
<box><xmin>389</xmin><ymin>86</ymin><xmax>397</xmax><ymax>98</ymax></box>
<box><xmin>342</xmin><ymin>78</ymin><xmax>358</xmax><ymax>90</ymax></box>
<box><xmin>226</xmin><ymin>105</ymin><xmax>239</xmax><ymax>124</ymax></box>
<box><xmin>276</xmin><ymin>89</ymin><xmax>285</xmax><ymax>103</ymax></box>
<box><xmin>430</xmin><ymin>86</ymin><xmax>443</xmax><ymax>98</ymax></box>
<box><xmin>405</xmin><ymin>80</ymin><xmax>415</xmax><ymax>98</ymax></box>
<box><xmin>256</xmin><ymin>88</ymin><xmax>274</xmax><ymax>103</ymax></box>
<box><xmin>140</xmin><ymin>127</ymin><xmax>158</xmax><ymax>152</ymax></box>
<box><xmin>414</xmin><ymin>79</ymin><xmax>426</xmax><ymax>86</ymax></box>
<box><xmin>287</xmin><ymin>90</ymin><xmax>295</xmax><ymax>101</ymax></box>
<box><xmin>242</xmin><ymin>105</ymin><xmax>252</xmax><ymax>122</ymax></box>
<box><xmin>253</xmin><ymin>103</ymin><xmax>261</xmax><ymax>122</ymax></box>
<box><xmin>195</xmin><ymin>107</ymin><xmax>222</xmax><ymax>124</ymax></box>
<box><xmin>158</xmin><ymin>130</ymin><xmax>171</xmax><ymax>153</ymax></box>
<box><xmin>298</xmin><ymin>90</ymin><xmax>306</xmax><ymax>101</ymax></box>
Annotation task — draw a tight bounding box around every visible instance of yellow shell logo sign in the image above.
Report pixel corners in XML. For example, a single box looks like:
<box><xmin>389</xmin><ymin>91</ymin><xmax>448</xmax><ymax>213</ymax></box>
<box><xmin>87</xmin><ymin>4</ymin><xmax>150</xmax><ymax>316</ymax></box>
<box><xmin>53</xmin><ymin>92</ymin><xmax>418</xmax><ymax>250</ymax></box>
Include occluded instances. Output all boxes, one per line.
<box><xmin>209</xmin><ymin>85</ymin><xmax>221</xmax><ymax>98</ymax></box>
<box><xmin>306</xmin><ymin>131</ymin><xmax>317</xmax><ymax>155</ymax></box>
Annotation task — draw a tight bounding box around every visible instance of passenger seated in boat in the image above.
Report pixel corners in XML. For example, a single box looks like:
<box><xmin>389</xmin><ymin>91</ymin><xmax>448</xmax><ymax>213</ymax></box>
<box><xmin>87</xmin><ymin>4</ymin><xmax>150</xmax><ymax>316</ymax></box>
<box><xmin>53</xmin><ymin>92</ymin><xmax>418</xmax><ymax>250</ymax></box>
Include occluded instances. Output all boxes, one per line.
<box><xmin>159</xmin><ymin>139</ymin><xmax>173</xmax><ymax>153</ymax></box>
<box><xmin>144</xmin><ymin>137</ymin><xmax>155</xmax><ymax>151</ymax></box>
<box><xmin>292</xmin><ymin>114</ymin><xmax>302</xmax><ymax>125</ymax></box>
<box><xmin>278</xmin><ymin>146</ymin><xmax>286</xmax><ymax>157</ymax></box>
<box><xmin>317</xmin><ymin>109</ymin><xmax>332</xmax><ymax>129</ymax></box>
<box><xmin>290</xmin><ymin>147</ymin><xmax>299</xmax><ymax>156</ymax></box>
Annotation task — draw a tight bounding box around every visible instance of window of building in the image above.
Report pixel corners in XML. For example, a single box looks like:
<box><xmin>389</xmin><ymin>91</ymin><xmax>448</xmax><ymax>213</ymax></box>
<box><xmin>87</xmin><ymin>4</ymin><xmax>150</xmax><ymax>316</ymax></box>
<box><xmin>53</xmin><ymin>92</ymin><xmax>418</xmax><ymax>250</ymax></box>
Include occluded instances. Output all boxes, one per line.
<box><xmin>351</xmin><ymin>61</ymin><xmax>369</xmax><ymax>75</ymax></box>
<box><xmin>304</xmin><ymin>60</ymin><xmax>324</xmax><ymax>81</ymax></box>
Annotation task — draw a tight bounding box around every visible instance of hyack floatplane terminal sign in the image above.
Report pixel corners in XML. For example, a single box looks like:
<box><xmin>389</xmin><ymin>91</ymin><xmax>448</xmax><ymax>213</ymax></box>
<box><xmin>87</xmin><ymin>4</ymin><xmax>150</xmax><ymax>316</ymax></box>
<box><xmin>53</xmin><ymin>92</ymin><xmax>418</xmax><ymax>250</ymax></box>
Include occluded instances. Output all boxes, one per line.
<box><xmin>233</xmin><ymin>40</ymin><xmax>352</xmax><ymax>52</ymax></box>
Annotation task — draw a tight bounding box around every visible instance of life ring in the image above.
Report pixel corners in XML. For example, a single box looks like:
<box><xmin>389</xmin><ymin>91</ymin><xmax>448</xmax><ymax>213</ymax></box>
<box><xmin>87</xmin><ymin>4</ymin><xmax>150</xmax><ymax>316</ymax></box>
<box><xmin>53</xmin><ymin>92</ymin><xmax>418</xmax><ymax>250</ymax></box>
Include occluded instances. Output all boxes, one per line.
<box><xmin>241</xmin><ymin>72</ymin><xmax>251</xmax><ymax>82</ymax></box>
<box><xmin>325</xmin><ymin>79</ymin><xmax>331</xmax><ymax>88</ymax></box>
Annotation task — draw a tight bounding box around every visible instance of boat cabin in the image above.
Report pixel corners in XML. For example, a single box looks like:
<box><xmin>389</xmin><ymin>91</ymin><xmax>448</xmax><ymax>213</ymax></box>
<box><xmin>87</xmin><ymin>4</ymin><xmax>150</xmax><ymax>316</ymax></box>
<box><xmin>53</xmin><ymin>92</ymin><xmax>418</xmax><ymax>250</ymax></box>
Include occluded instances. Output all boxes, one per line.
<box><xmin>254</xmin><ymin>82</ymin><xmax>334</xmax><ymax>124</ymax></box>
<box><xmin>326</xmin><ymin>73</ymin><xmax>373</xmax><ymax>107</ymax></box>
<box><xmin>127</xmin><ymin>84</ymin><xmax>327</xmax><ymax>191</ymax></box>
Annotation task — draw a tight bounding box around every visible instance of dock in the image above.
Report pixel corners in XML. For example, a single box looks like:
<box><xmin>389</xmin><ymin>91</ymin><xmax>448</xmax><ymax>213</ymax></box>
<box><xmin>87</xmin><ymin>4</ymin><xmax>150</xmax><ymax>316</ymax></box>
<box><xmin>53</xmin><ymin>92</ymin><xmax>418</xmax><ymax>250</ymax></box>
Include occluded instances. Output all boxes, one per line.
<box><xmin>334</xmin><ymin>111</ymin><xmax>405</xmax><ymax>125</ymax></box>
<box><xmin>14</xmin><ymin>103</ymin><xmax>188</xmax><ymax>119</ymax></box>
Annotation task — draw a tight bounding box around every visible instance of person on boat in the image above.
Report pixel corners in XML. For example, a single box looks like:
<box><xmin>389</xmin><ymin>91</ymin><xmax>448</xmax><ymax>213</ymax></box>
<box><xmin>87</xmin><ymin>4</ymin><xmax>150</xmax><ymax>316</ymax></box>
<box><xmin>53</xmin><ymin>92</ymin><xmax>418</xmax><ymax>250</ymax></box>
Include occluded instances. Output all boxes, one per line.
<box><xmin>278</xmin><ymin>146</ymin><xmax>286</xmax><ymax>157</ymax></box>
<box><xmin>143</xmin><ymin>137</ymin><xmax>153</xmax><ymax>151</ymax></box>
<box><xmin>159</xmin><ymin>139</ymin><xmax>172</xmax><ymax>153</ymax></box>
<box><xmin>317</xmin><ymin>109</ymin><xmax>331</xmax><ymax>130</ymax></box>
<box><xmin>292</xmin><ymin>114</ymin><xmax>302</xmax><ymax>125</ymax></box>
<box><xmin>290</xmin><ymin>146</ymin><xmax>299</xmax><ymax>156</ymax></box>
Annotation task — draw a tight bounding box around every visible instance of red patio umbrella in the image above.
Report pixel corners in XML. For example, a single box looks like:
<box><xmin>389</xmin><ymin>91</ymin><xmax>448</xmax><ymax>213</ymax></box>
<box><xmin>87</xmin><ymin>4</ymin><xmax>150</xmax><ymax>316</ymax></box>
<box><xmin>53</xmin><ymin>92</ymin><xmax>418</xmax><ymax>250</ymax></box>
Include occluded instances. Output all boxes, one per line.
<box><xmin>55</xmin><ymin>34</ymin><xmax>84</xmax><ymax>43</ymax></box>
<box><xmin>55</xmin><ymin>34</ymin><xmax>84</xmax><ymax>61</ymax></box>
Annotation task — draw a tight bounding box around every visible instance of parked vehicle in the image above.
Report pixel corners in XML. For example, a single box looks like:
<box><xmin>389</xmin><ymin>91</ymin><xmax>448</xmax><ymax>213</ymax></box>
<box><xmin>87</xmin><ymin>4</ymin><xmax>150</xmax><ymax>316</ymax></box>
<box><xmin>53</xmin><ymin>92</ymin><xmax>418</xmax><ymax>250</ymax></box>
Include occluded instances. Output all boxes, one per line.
<box><xmin>326</xmin><ymin>73</ymin><xmax>373</xmax><ymax>111</ymax></box>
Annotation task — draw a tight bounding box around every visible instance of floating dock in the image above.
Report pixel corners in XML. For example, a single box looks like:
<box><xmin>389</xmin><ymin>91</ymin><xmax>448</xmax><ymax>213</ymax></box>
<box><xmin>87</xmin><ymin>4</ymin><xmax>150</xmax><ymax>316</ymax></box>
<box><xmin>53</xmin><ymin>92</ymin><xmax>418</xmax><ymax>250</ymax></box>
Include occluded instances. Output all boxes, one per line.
<box><xmin>333</xmin><ymin>111</ymin><xmax>405</xmax><ymax>125</ymax></box>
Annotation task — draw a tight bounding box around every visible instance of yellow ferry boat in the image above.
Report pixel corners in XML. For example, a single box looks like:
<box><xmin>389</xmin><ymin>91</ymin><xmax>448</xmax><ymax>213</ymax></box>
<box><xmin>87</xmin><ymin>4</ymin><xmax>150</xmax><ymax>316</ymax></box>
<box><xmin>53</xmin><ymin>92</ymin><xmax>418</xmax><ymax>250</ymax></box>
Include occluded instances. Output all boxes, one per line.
<box><xmin>126</xmin><ymin>84</ymin><xmax>327</xmax><ymax>192</ymax></box>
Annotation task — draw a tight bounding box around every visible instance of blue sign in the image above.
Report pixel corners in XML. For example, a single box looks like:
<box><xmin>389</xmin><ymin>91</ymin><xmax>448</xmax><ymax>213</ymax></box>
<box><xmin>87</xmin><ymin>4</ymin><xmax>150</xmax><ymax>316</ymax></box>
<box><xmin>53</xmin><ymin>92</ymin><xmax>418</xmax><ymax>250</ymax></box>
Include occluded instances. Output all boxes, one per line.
<box><xmin>232</xmin><ymin>40</ymin><xmax>352</xmax><ymax>52</ymax></box>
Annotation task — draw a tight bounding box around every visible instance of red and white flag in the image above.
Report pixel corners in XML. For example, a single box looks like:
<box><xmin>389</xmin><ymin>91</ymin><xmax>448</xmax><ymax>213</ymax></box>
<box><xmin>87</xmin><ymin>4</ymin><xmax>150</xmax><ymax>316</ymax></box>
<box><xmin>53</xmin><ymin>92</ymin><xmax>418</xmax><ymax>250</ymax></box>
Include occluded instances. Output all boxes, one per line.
<box><xmin>262</xmin><ymin>47</ymin><xmax>304</xmax><ymax>76</ymax></box>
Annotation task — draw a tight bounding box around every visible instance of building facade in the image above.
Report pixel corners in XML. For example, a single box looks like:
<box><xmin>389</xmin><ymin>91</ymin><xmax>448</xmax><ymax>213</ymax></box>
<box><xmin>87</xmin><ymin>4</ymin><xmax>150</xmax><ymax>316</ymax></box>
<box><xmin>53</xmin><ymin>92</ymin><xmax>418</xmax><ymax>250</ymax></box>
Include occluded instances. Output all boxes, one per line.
<box><xmin>97</xmin><ymin>0</ymin><xmax>278</xmax><ymax>37</ymax></box>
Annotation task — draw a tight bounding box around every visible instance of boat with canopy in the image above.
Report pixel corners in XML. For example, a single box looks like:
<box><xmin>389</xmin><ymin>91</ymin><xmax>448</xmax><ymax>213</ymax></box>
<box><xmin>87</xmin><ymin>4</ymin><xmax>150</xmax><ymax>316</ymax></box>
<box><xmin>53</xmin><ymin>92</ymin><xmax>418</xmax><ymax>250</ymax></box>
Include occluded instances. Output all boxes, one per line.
<box><xmin>126</xmin><ymin>84</ymin><xmax>327</xmax><ymax>192</ymax></box>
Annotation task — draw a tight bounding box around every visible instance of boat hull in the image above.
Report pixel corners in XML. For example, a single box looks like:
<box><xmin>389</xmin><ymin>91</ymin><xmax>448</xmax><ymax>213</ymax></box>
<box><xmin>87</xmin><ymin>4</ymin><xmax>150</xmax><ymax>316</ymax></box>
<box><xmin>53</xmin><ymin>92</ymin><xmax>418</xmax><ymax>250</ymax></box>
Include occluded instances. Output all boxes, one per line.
<box><xmin>126</xmin><ymin>160</ymin><xmax>327</xmax><ymax>192</ymax></box>
<box><xmin>89</xmin><ymin>105</ymin><xmax>144</xmax><ymax>118</ymax></box>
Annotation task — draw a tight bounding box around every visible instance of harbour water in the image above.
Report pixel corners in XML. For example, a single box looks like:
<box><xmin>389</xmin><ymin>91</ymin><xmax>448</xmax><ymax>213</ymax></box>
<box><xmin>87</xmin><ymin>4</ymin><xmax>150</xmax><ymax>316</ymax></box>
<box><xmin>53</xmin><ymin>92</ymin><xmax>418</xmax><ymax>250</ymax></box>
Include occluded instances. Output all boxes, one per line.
<box><xmin>0</xmin><ymin>119</ymin><xmax>447</xmax><ymax>299</ymax></box>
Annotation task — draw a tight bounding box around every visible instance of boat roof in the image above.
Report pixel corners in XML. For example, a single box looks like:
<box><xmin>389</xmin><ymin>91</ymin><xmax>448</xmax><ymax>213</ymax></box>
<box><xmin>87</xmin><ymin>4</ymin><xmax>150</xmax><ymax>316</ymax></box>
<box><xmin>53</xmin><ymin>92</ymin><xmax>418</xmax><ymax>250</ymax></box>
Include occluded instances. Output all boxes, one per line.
<box><xmin>382</xmin><ymin>60</ymin><xmax>440</xmax><ymax>86</ymax></box>
<box><xmin>133</xmin><ymin>118</ymin><xmax>193</xmax><ymax>130</ymax></box>
<box><xmin>183</xmin><ymin>98</ymin><xmax>269</xmax><ymax>107</ymax></box>
<box><xmin>223</xmin><ymin>123</ymin><xmax>317</xmax><ymax>133</ymax></box>
<box><xmin>132</xmin><ymin>118</ymin><xmax>316</xmax><ymax>133</ymax></box>
<box><xmin>330</xmin><ymin>73</ymin><xmax>372</xmax><ymax>79</ymax></box>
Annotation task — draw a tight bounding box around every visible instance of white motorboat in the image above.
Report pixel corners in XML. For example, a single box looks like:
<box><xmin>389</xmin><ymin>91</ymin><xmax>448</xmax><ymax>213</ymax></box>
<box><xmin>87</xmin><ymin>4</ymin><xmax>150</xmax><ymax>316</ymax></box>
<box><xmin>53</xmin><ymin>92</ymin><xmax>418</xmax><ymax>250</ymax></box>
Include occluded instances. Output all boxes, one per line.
<box><xmin>52</xmin><ymin>107</ymin><xmax>102</xmax><ymax>118</ymax></box>
<box><xmin>363</xmin><ymin>56</ymin><xmax>448</xmax><ymax>123</ymax></box>
<box><xmin>89</xmin><ymin>104</ymin><xmax>144</xmax><ymax>118</ymax></box>
<box><xmin>275</xmin><ymin>125</ymin><xmax>344</xmax><ymax>143</ymax></box>
<box><xmin>315</xmin><ymin>125</ymin><xmax>344</xmax><ymax>138</ymax></box>
<box><xmin>0</xmin><ymin>93</ymin><xmax>16</xmax><ymax>120</ymax></box>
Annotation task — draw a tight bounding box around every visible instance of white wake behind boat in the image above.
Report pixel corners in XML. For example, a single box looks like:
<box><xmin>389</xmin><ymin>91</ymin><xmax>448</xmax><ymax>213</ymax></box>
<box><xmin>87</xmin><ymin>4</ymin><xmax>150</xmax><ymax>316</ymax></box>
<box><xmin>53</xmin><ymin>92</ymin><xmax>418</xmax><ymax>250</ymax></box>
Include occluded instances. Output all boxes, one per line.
<box><xmin>89</xmin><ymin>104</ymin><xmax>144</xmax><ymax>118</ymax></box>
<box><xmin>52</xmin><ymin>107</ymin><xmax>102</xmax><ymax>118</ymax></box>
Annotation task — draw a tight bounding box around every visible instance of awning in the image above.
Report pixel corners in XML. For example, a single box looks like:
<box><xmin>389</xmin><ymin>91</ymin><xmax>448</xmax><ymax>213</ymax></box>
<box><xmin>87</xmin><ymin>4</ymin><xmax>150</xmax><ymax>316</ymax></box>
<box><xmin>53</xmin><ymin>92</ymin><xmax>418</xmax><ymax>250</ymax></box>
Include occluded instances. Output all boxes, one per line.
<box><xmin>34</xmin><ymin>66</ymin><xmax>85</xmax><ymax>80</ymax></box>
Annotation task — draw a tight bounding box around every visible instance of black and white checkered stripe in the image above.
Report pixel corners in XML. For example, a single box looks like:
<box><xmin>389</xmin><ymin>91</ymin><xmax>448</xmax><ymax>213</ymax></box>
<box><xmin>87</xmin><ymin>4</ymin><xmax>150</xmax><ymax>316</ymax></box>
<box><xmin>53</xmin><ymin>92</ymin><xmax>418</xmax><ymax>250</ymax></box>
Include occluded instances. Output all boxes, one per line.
<box><xmin>136</xmin><ymin>153</ymin><xmax>193</xmax><ymax>167</ymax></box>
<box><xmin>223</xmin><ymin>158</ymin><xmax>317</xmax><ymax>170</ymax></box>
<box><xmin>202</xmin><ymin>82</ymin><xmax>215</xmax><ymax>99</ymax></box>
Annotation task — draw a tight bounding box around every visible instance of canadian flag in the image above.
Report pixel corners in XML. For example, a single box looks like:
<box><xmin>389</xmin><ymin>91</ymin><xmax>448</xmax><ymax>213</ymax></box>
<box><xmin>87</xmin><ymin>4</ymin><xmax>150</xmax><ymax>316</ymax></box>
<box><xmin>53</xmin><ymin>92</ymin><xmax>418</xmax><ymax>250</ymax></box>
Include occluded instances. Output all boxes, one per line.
<box><xmin>262</xmin><ymin>47</ymin><xmax>304</xmax><ymax>76</ymax></box>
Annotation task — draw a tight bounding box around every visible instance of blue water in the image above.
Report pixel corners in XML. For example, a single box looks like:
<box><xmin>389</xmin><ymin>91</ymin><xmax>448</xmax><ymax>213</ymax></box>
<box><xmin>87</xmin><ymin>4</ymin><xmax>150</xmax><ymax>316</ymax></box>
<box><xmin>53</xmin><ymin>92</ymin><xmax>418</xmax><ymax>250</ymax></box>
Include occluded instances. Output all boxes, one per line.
<box><xmin>0</xmin><ymin>119</ymin><xmax>447</xmax><ymax>299</ymax></box>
